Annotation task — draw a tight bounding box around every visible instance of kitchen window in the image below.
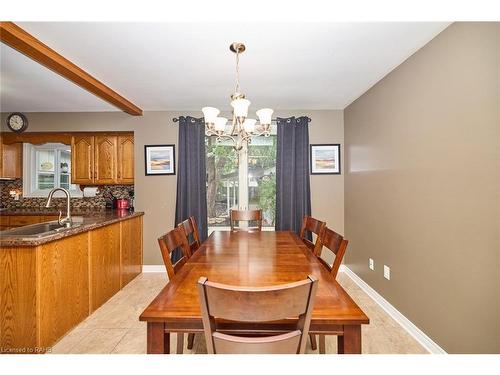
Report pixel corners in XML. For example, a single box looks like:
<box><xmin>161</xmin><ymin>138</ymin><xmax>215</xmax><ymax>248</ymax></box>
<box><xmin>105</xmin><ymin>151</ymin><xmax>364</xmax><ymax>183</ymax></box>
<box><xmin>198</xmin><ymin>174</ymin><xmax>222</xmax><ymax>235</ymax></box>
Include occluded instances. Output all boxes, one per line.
<box><xmin>206</xmin><ymin>127</ymin><xmax>277</xmax><ymax>231</ymax></box>
<box><xmin>23</xmin><ymin>143</ymin><xmax>81</xmax><ymax>197</ymax></box>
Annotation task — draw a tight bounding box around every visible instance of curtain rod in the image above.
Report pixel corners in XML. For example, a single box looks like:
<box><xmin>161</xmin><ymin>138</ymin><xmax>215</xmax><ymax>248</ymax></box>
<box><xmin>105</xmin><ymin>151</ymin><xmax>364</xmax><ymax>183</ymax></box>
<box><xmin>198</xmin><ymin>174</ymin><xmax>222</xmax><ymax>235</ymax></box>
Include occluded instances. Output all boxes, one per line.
<box><xmin>172</xmin><ymin>117</ymin><xmax>311</xmax><ymax>123</ymax></box>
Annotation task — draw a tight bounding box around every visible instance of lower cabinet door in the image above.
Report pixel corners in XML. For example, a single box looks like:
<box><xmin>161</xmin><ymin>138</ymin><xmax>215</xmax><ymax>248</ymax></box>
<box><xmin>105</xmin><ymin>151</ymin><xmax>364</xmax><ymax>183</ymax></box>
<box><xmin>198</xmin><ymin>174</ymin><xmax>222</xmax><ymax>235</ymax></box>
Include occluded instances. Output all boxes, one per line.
<box><xmin>39</xmin><ymin>232</ymin><xmax>90</xmax><ymax>348</ymax></box>
<box><xmin>90</xmin><ymin>223</ymin><xmax>121</xmax><ymax>312</ymax></box>
<box><xmin>121</xmin><ymin>216</ymin><xmax>143</xmax><ymax>287</ymax></box>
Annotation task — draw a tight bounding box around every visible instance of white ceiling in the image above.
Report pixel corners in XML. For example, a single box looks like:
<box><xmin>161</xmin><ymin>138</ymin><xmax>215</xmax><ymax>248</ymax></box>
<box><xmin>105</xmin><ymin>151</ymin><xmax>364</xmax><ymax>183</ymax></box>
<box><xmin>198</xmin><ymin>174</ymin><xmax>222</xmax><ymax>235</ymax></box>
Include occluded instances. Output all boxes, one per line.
<box><xmin>0</xmin><ymin>22</ymin><xmax>450</xmax><ymax>113</ymax></box>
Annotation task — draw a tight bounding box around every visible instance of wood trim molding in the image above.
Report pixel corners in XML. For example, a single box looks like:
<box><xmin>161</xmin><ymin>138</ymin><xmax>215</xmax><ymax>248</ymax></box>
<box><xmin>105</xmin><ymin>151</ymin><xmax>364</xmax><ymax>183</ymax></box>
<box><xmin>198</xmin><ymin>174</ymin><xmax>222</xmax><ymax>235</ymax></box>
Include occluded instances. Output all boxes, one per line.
<box><xmin>2</xmin><ymin>132</ymin><xmax>73</xmax><ymax>145</ymax></box>
<box><xmin>0</xmin><ymin>22</ymin><xmax>142</xmax><ymax>116</ymax></box>
<box><xmin>1</xmin><ymin>131</ymin><xmax>134</xmax><ymax>145</ymax></box>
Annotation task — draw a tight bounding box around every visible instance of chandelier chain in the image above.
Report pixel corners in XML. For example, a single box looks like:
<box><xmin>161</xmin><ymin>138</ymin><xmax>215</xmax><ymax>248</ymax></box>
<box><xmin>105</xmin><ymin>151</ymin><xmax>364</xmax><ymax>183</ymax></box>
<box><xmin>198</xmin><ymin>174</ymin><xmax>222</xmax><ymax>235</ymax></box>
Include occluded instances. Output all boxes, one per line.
<box><xmin>234</xmin><ymin>51</ymin><xmax>240</xmax><ymax>94</ymax></box>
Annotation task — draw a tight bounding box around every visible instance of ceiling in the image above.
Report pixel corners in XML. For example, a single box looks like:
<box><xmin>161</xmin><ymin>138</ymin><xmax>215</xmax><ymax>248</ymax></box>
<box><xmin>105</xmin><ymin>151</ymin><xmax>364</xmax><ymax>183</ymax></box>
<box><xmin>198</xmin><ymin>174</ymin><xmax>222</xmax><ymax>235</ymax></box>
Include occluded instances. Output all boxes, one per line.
<box><xmin>0</xmin><ymin>22</ymin><xmax>450</xmax><ymax>113</ymax></box>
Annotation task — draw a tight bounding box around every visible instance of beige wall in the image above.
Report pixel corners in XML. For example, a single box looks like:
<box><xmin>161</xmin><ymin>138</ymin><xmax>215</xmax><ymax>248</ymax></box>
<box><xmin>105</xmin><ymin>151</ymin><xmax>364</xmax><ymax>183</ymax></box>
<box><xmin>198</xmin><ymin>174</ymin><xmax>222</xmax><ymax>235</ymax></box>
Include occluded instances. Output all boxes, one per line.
<box><xmin>1</xmin><ymin>110</ymin><xmax>343</xmax><ymax>265</ymax></box>
<box><xmin>345</xmin><ymin>22</ymin><xmax>500</xmax><ymax>353</ymax></box>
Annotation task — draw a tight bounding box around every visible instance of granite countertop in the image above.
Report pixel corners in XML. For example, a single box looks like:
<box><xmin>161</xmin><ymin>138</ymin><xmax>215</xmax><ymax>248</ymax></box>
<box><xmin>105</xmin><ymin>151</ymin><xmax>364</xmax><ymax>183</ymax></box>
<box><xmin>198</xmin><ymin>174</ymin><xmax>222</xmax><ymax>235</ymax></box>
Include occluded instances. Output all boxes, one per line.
<box><xmin>0</xmin><ymin>210</ymin><xmax>144</xmax><ymax>247</ymax></box>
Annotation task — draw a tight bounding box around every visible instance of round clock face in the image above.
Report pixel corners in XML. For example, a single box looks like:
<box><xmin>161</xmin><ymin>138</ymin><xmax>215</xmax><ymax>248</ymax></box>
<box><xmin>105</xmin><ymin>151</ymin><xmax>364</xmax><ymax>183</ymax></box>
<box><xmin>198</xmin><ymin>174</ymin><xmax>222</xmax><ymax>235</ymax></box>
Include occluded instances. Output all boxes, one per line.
<box><xmin>7</xmin><ymin>113</ymin><xmax>28</xmax><ymax>132</ymax></box>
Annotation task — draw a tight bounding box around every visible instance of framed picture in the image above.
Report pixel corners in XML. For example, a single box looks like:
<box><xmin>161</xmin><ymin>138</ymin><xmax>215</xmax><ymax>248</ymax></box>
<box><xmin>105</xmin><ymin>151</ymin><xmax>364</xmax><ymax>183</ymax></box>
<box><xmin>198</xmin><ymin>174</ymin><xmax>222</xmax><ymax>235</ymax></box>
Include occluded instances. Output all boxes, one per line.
<box><xmin>310</xmin><ymin>144</ymin><xmax>341</xmax><ymax>175</ymax></box>
<box><xmin>144</xmin><ymin>144</ymin><xmax>176</xmax><ymax>176</ymax></box>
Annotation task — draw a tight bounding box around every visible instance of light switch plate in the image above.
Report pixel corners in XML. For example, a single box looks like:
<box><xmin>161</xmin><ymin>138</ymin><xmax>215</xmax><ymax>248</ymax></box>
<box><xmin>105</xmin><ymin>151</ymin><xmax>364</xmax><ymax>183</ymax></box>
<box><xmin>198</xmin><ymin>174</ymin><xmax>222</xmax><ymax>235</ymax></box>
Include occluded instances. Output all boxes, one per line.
<box><xmin>369</xmin><ymin>258</ymin><xmax>374</xmax><ymax>270</ymax></box>
<box><xmin>384</xmin><ymin>265</ymin><xmax>391</xmax><ymax>280</ymax></box>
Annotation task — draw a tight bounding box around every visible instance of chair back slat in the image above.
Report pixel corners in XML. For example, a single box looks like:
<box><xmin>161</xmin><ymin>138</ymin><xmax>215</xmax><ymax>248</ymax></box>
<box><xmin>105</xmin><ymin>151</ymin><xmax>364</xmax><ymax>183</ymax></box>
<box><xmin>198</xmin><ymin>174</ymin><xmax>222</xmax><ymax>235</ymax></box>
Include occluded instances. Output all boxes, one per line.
<box><xmin>198</xmin><ymin>275</ymin><xmax>318</xmax><ymax>354</ymax></box>
<box><xmin>201</xmin><ymin>279</ymin><xmax>314</xmax><ymax>322</ymax></box>
<box><xmin>212</xmin><ymin>331</ymin><xmax>302</xmax><ymax>354</ymax></box>
<box><xmin>299</xmin><ymin>216</ymin><xmax>326</xmax><ymax>254</ymax></box>
<box><xmin>318</xmin><ymin>227</ymin><xmax>349</xmax><ymax>279</ymax></box>
<box><xmin>157</xmin><ymin>227</ymin><xmax>191</xmax><ymax>279</ymax></box>
<box><xmin>178</xmin><ymin>216</ymin><xmax>201</xmax><ymax>254</ymax></box>
<box><xmin>230</xmin><ymin>209</ymin><xmax>263</xmax><ymax>232</ymax></box>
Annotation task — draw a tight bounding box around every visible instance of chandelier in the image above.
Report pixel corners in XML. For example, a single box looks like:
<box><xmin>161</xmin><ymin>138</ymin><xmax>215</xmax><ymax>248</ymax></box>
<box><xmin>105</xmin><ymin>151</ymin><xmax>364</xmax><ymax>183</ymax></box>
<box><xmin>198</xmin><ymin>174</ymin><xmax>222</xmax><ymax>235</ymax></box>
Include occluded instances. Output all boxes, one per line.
<box><xmin>202</xmin><ymin>42</ymin><xmax>273</xmax><ymax>151</ymax></box>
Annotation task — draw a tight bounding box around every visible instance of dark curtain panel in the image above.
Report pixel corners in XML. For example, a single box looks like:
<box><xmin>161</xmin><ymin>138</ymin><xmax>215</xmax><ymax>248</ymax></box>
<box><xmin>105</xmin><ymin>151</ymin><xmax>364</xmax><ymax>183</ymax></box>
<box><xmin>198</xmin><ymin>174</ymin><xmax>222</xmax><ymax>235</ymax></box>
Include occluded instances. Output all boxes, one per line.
<box><xmin>173</xmin><ymin>116</ymin><xmax>208</xmax><ymax>262</ymax></box>
<box><xmin>275</xmin><ymin>116</ymin><xmax>311</xmax><ymax>236</ymax></box>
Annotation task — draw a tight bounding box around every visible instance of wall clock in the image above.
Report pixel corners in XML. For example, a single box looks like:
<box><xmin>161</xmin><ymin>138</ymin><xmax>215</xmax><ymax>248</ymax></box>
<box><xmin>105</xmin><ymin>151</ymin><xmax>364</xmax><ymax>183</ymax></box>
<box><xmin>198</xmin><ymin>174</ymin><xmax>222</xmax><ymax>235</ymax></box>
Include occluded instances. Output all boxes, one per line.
<box><xmin>6</xmin><ymin>112</ymin><xmax>29</xmax><ymax>133</ymax></box>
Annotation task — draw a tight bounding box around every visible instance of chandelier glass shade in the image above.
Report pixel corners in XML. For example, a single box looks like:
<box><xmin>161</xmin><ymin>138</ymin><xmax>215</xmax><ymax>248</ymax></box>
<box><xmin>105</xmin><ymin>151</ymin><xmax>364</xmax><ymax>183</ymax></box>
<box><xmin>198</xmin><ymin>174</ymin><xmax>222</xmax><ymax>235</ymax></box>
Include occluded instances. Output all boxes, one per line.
<box><xmin>202</xmin><ymin>43</ymin><xmax>273</xmax><ymax>151</ymax></box>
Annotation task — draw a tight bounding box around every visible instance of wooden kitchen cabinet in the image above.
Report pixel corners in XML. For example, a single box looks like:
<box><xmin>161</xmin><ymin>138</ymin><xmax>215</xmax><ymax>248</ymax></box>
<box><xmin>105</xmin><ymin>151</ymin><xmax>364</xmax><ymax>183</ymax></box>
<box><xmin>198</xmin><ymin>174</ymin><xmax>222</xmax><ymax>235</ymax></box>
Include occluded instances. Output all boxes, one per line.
<box><xmin>0</xmin><ymin>215</ymin><xmax>59</xmax><ymax>230</ymax></box>
<box><xmin>0</xmin><ymin>216</ymin><xmax>10</xmax><ymax>231</ymax></box>
<box><xmin>120</xmin><ymin>215</ymin><xmax>143</xmax><ymax>287</ymax></box>
<box><xmin>94</xmin><ymin>135</ymin><xmax>118</xmax><ymax>184</ymax></box>
<box><xmin>38</xmin><ymin>232</ymin><xmax>90</xmax><ymax>348</ymax></box>
<box><xmin>0</xmin><ymin>246</ymin><xmax>38</xmax><ymax>350</ymax></box>
<box><xmin>8</xmin><ymin>216</ymin><xmax>40</xmax><ymax>227</ymax></box>
<box><xmin>71</xmin><ymin>135</ymin><xmax>94</xmax><ymax>184</ymax></box>
<box><xmin>117</xmin><ymin>134</ymin><xmax>134</xmax><ymax>184</ymax></box>
<box><xmin>90</xmin><ymin>223</ymin><xmax>121</xmax><ymax>311</ymax></box>
<box><xmin>71</xmin><ymin>132</ymin><xmax>133</xmax><ymax>185</ymax></box>
<box><xmin>0</xmin><ymin>214</ymin><xmax>143</xmax><ymax>352</ymax></box>
<box><xmin>0</xmin><ymin>136</ymin><xmax>22</xmax><ymax>179</ymax></box>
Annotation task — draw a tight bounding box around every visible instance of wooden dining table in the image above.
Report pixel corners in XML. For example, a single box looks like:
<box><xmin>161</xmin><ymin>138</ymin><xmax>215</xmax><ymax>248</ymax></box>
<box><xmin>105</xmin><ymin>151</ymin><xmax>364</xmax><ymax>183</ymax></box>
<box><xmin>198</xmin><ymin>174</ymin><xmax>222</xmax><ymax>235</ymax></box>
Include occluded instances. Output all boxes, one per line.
<box><xmin>139</xmin><ymin>231</ymin><xmax>369</xmax><ymax>354</ymax></box>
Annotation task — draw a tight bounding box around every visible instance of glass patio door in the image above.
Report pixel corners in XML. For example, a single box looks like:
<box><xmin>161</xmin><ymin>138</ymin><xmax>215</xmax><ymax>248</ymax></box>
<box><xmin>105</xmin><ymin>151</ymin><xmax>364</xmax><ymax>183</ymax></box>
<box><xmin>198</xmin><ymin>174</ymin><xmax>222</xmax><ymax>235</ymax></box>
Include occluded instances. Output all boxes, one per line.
<box><xmin>206</xmin><ymin>131</ymin><xmax>277</xmax><ymax>229</ymax></box>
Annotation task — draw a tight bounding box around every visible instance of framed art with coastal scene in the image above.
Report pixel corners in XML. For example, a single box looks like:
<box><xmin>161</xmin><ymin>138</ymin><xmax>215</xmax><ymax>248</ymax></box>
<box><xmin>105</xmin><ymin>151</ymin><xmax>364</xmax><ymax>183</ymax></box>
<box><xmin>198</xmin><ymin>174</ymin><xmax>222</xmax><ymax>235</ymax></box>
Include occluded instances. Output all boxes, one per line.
<box><xmin>310</xmin><ymin>144</ymin><xmax>341</xmax><ymax>174</ymax></box>
<box><xmin>144</xmin><ymin>144</ymin><xmax>175</xmax><ymax>175</ymax></box>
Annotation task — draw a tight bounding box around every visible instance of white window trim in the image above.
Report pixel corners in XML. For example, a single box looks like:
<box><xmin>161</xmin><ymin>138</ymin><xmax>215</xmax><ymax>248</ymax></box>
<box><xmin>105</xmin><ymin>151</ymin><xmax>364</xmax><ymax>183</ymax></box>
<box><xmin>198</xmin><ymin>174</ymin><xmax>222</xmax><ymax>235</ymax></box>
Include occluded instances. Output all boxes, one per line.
<box><xmin>23</xmin><ymin>143</ymin><xmax>82</xmax><ymax>198</ymax></box>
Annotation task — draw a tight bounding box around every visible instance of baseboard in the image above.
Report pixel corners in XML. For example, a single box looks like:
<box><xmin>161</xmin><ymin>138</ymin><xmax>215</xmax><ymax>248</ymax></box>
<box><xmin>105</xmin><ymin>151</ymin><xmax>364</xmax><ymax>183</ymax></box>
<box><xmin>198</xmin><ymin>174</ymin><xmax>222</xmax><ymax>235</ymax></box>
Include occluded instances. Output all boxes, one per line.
<box><xmin>339</xmin><ymin>265</ymin><xmax>447</xmax><ymax>354</ymax></box>
<box><xmin>142</xmin><ymin>265</ymin><xmax>165</xmax><ymax>273</ymax></box>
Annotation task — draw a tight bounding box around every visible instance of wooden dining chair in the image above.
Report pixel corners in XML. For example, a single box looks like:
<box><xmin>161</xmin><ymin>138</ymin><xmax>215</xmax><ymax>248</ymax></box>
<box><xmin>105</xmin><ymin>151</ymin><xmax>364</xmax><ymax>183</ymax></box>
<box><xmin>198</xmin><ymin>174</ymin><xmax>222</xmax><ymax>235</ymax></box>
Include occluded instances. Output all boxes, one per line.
<box><xmin>229</xmin><ymin>209</ymin><xmax>263</xmax><ymax>232</ymax></box>
<box><xmin>299</xmin><ymin>216</ymin><xmax>326</xmax><ymax>255</ymax></box>
<box><xmin>197</xmin><ymin>275</ymin><xmax>318</xmax><ymax>354</ymax></box>
<box><xmin>177</xmin><ymin>216</ymin><xmax>201</xmax><ymax>256</ymax></box>
<box><xmin>157</xmin><ymin>227</ymin><xmax>195</xmax><ymax>354</ymax></box>
<box><xmin>311</xmin><ymin>226</ymin><xmax>349</xmax><ymax>354</ymax></box>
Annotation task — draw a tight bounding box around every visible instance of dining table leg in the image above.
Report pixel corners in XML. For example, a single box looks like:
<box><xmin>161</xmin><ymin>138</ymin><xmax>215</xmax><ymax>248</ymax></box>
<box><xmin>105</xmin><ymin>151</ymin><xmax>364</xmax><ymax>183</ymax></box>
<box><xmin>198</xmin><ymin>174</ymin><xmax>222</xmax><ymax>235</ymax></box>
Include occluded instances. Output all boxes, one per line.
<box><xmin>147</xmin><ymin>322</ymin><xmax>170</xmax><ymax>354</ymax></box>
<box><xmin>340</xmin><ymin>325</ymin><xmax>361</xmax><ymax>354</ymax></box>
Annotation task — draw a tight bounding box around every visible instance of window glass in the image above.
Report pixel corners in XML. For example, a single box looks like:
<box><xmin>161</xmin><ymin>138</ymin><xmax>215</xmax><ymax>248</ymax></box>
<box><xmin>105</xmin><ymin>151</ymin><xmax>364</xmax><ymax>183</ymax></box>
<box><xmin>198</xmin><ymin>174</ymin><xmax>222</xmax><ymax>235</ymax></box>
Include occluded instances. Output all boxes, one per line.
<box><xmin>23</xmin><ymin>143</ymin><xmax>80</xmax><ymax>197</ymax></box>
<box><xmin>206</xmin><ymin>138</ymin><xmax>239</xmax><ymax>227</ymax></box>
<box><xmin>206</xmin><ymin>133</ymin><xmax>277</xmax><ymax>229</ymax></box>
<box><xmin>36</xmin><ymin>149</ymin><xmax>56</xmax><ymax>190</ymax></box>
<box><xmin>248</xmin><ymin>136</ymin><xmax>276</xmax><ymax>227</ymax></box>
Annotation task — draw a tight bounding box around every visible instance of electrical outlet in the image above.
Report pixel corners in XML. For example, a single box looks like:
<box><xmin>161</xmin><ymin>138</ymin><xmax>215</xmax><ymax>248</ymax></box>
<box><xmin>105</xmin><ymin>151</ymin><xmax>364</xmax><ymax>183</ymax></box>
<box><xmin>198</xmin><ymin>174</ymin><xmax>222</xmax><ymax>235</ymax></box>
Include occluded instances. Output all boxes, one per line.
<box><xmin>384</xmin><ymin>265</ymin><xmax>391</xmax><ymax>280</ymax></box>
<box><xmin>369</xmin><ymin>258</ymin><xmax>374</xmax><ymax>270</ymax></box>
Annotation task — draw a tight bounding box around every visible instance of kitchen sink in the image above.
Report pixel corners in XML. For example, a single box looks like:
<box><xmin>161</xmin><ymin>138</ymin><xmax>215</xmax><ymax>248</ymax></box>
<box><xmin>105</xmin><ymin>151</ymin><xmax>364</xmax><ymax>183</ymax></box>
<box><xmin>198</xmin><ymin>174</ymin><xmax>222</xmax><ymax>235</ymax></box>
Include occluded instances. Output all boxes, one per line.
<box><xmin>0</xmin><ymin>217</ymin><xmax>84</xmax><ymax>238</ymax></box>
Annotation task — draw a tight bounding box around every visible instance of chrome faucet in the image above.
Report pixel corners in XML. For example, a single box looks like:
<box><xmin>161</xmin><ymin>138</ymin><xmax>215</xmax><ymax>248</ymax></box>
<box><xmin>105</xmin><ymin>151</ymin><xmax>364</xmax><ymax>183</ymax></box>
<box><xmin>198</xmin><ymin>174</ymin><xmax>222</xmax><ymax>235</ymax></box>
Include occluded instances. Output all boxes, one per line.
<box><xmin>45</xmin><ymin>187</ymin><xmax>72</xmax><ymax>227</ymax></box>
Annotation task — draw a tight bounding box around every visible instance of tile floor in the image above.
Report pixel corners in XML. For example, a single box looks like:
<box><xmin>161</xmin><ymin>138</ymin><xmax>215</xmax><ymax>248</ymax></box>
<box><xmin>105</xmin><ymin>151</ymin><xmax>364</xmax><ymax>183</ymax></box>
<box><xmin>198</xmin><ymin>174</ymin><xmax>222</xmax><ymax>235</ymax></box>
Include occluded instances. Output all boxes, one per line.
<box><xmin>50</xmin><ymin>272</ymin><xmax>428</xmax><ymax>354</ymax></box>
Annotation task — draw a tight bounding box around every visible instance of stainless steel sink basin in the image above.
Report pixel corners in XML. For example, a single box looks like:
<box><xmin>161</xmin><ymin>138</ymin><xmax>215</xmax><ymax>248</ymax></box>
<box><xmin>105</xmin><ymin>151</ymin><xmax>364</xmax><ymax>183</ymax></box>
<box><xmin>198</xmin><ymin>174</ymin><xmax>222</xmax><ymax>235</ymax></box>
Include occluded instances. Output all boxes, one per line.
<box><xmin>0</xmin><ymin>217</ymin><xmax>84</xmax><ymax>238</ymax></box>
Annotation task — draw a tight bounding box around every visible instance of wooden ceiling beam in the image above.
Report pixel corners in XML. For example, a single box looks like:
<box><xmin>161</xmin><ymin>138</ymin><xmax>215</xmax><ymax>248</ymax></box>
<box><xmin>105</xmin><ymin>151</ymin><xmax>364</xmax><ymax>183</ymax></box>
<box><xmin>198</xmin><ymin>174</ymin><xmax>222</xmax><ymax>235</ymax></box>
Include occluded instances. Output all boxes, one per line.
<box><xmin>0</xmin><ymin>22</ymin><xmax>143</xmax><ymax>116</ymax></box>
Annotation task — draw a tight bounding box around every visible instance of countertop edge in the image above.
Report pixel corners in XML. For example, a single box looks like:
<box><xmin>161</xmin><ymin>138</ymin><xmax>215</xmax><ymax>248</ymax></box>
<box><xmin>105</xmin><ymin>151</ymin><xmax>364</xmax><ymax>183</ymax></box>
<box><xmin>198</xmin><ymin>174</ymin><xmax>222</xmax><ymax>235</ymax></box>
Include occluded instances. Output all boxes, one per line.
<box><xmin>0</xmin><ymin>211</ymin><xmax>144</xmax><ymax>247</ymax></box>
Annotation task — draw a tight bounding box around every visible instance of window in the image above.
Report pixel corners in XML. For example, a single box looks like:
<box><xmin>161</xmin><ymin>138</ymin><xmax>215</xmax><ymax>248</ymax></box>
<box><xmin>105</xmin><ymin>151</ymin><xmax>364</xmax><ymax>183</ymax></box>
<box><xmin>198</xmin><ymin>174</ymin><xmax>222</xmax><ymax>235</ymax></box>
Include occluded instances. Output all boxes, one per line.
<box><xmin>206</xmin><ymin>127</ymin><xmax>277</xmax><ymax>230</ymax></box>
<box><xmin>248</xmin><ymin>136</ymin><xmax>276</xmax><ymax>227</ymax></box>
<box><xmin>23</xmin><ymin>143</ymin><xmax>81</xmax><ymax>197</ymax></box>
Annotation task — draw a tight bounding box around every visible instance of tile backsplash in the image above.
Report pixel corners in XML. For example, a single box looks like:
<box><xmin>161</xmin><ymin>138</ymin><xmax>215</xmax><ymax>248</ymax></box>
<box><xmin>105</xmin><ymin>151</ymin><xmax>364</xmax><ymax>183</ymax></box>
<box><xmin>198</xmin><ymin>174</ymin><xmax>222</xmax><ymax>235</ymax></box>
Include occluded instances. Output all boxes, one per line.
<box><xmin>0</xmin><ymin>179</ymin><xmax>134</xmax><ymax>210</ymax></box>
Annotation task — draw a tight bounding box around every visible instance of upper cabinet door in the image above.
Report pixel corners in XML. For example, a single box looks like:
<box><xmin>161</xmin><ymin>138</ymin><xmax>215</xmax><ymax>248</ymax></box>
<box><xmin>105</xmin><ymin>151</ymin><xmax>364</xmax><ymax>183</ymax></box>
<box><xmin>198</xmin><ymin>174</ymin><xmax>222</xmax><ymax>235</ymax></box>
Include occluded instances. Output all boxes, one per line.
<box><xmin>94</xmin><ymin>135</ymin><xmax>118</xmax><ymax>184</ymax></box>
<box><xmin>117</xmin><ymin>135</ymin><xmax>134</xmax><ymax>184</ymax></box>
<box><xmin>0</xmin><ymin>136</ymin><xmax>22</xmax><ymax>179</ymax></box>
<box><xmin>71</xmin><ymin>135</ymin><xmax>94</xmax><ymax>184</ymax></box>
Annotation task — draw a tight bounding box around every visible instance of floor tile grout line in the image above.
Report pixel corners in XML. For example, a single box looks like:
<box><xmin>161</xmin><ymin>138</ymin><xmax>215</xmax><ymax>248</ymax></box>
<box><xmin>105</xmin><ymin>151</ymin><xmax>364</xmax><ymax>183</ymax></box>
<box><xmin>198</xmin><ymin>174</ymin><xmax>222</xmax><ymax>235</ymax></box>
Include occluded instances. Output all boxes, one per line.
<box><xmin>109</xmin><ymin>328</ymin><xmax>131</xmax><ymax>354</ymax></box>
<box><xmin>51</xmin><ymin>327</ymin><xmax>93</xmax><ymax>354</ymax></box>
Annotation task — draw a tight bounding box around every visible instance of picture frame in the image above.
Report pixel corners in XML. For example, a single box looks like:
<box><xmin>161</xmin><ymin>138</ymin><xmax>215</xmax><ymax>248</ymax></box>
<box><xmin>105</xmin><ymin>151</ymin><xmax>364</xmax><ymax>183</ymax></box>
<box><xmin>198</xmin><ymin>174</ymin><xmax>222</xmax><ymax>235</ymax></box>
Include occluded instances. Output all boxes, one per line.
<box><xmin>310</xmin><ymin>144</ymin><xmax>341</xmax><ymax>175</ymax></box>
<box><xmin>144</xmin><ymin>144</ymin><xmax>176</xmax><ymax>176</ymax></box>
